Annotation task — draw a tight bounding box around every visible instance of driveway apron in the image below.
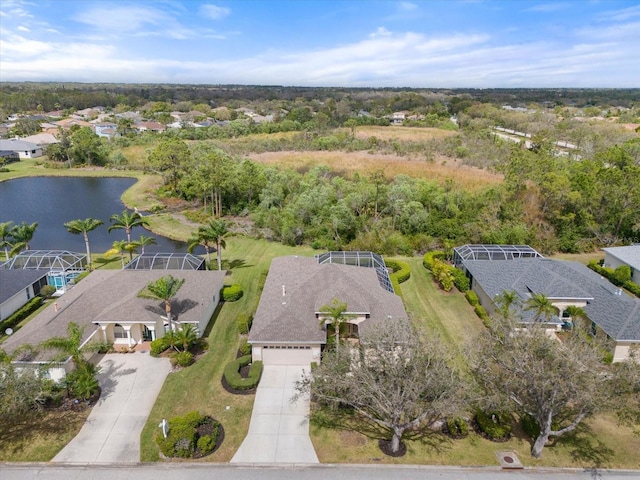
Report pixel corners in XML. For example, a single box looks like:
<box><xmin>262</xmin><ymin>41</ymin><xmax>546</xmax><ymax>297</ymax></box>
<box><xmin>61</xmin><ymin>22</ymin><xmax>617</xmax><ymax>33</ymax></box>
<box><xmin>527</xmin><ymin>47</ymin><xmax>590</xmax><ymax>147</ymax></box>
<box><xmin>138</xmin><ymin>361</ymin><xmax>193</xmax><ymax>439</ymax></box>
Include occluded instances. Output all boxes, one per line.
<box><xmin>231</xmin><ymin>365</ymin><xmax>319</xmax><ymax>463</ymax></box>
<box><xmin>53</xmin><ymin>352</ymin><xmax>171</xmax><ymax>463</ymax></box>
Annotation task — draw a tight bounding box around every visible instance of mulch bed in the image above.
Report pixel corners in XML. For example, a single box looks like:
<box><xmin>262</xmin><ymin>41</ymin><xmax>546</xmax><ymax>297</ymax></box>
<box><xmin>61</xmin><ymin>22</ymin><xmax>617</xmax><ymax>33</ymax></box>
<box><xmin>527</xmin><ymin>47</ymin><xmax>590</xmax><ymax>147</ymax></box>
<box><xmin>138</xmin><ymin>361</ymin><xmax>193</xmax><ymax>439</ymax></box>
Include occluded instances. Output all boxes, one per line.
<box><xmin>48</xmin><ymin>387</ymin><xmax>101</xmax><ymax>412</ymax></box>
<box><xmin>378</xmin><ymin>439</ymin><xmax>407</xmax><ymax>457</ymax></box>
<box><xmin>193</xmin><ymin>417</ymin><xmax>225</xmax><ymax>458</ymax></box>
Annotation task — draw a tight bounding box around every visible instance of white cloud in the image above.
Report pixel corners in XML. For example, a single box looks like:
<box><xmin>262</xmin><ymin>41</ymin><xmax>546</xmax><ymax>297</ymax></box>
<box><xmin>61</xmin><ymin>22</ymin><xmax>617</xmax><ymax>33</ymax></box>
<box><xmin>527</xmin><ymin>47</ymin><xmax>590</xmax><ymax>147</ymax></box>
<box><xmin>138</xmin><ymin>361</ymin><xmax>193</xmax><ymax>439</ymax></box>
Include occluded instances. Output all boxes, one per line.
<box><xmin>17</xmin><ymin>25</ymin><xmax>29</xmax><ymax>32</ymax></box>
<box><xmin>598</xmin><ymin>4</ymin><xmax>640</xmax><ymax>21</ymax></box>
<box><xmin>200</xmin><ymin>4</ymin><xmax>231</xmax><ymax>20</ymax></box>
<box><xmin>399</xmin><ymin>2</ymin><xmax>418</xmax><ymax>11</ymax></box>
<box><xmin>369</xmin><ymin>27</ymin><xmax>392</xmax><ymax>38</ymax></box>
<box><xmin>73</xmin><ymin>6</ymin><xmax>170</xmax><ymax>31</ymax></box>
<box><xmin>525</xmin><ymin>3</ymin><xmax>571</xmax><ymax>13</ymax></box>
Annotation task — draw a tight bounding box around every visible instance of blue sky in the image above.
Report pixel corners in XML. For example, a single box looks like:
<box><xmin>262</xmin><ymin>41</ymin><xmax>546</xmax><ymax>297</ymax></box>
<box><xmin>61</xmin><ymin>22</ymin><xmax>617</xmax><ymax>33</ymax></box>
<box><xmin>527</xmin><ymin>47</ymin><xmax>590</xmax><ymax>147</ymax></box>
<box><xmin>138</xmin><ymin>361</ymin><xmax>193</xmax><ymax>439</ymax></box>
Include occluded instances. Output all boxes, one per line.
<box><xmin>1</xmin><ymin>0</ymin><xmax>639</xmax><ymax>87</ymax></box>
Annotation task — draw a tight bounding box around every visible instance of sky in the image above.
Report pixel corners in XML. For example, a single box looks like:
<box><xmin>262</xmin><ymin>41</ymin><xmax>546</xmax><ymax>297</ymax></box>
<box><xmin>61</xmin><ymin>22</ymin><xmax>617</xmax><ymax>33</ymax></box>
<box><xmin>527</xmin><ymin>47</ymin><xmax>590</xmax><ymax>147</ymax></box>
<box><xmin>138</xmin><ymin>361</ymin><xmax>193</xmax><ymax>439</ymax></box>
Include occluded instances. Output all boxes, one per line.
<box><xmin>1</xmin><ymin>0</ymin><xmax>639</xmax><ymax>88</ymax></box>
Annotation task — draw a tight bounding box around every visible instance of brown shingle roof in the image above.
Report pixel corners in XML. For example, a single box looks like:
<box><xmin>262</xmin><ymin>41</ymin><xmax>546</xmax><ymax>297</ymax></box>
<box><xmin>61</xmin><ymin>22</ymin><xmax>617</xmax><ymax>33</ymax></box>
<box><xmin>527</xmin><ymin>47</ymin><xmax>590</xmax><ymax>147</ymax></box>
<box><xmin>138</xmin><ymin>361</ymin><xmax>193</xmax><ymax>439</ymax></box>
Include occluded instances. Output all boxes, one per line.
<box><xmin>3</xmin><ymin>269</ymin><xmax>226</xmax><ymax>361</ymax></box>
<box><xmin>249</xmin><ymin>256</ymin><xmax>407</xmax><ymax>344</ymax></box>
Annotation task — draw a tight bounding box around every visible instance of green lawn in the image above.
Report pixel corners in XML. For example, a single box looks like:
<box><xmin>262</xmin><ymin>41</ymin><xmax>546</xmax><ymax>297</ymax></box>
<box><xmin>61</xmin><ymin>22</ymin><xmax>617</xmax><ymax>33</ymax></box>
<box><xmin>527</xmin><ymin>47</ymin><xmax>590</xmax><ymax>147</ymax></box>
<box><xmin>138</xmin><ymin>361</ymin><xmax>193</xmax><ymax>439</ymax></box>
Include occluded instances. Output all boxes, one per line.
<box><xmin>139</xmin><ymin>236</ymin><xmax>315</xmax><ymax>462</ymax></box>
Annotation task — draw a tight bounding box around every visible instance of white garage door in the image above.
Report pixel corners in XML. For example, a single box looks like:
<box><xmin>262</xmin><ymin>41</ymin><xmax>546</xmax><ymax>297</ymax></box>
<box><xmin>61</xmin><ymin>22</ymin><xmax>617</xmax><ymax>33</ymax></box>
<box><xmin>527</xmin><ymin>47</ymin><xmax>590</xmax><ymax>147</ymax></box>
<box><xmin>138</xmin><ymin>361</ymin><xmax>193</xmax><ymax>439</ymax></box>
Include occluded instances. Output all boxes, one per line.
<box><xmin>261</xmin><ymin>345</ymin><xmax>314</xmax><ymax>365</ymax></box>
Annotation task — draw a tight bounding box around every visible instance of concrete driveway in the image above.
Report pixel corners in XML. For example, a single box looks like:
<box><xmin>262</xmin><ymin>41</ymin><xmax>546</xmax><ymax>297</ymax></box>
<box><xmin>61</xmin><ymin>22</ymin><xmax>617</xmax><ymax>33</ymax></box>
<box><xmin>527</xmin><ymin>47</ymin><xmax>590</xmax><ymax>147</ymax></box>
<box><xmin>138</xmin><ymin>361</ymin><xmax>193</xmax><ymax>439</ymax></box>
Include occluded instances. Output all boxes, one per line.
<box><xmin>231</xmin><ymin>365</ymin><xmax>319</xmax><ymax>464</ymax></box>
<box><xmin>53</xmin><ymin>352</ymin><xmax>171</xmax><ymax>463</ymax></box>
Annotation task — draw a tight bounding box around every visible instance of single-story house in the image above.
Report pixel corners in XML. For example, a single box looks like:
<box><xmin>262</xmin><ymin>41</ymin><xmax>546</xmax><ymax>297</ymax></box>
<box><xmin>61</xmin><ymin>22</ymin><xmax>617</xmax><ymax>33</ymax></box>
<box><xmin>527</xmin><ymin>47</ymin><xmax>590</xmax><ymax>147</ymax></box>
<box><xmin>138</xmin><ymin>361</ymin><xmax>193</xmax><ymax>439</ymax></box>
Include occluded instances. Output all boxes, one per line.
<box><xmin>0</xmin><ymin>269</ymin><xmax>49</xmax><ymax>322</ymax></box>
<box><xmin>135</xmin><ymin>121</ymin><xmax>166</xmax><ymax>133</ymax></box>
<box><xmin>2</xmin><ymin>269</ymin><xmax>226</xmax><ymax>381</ymax></box>
<box><xmin>22</xmin><ymin>133</ymin><xmax>59</xmax><ymax>148</ymax></box>
<box><xmin>94</xmin><ymin>122</ymin><xmax>117</xmax><ymax>138</ymax></box>
<box><xmin>456</xmin><ymin>245</ymin><xmax>640</xmax><ymax>362</ymax></box>
<box><xmin>249</xmin><ymin>253</ymin><xmax>407</xmax><ymax>366</ymax></box>
<box><xmin>0</xmin><ymin>138</ymin><xmax>43</xmax><ymax>159</ymax></box>
<box><xmin>603</xmin><ymin>245</ymin><xmax>640</xmax><ymax>285</ymax></box>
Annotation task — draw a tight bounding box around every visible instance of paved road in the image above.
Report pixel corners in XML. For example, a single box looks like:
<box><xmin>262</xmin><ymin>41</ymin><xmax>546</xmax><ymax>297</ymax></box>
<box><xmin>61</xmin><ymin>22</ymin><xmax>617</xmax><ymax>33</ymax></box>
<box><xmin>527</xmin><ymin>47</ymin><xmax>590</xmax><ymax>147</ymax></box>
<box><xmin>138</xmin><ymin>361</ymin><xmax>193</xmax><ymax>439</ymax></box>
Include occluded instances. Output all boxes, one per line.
<box><xmin>52</xmin><ymin>353</ymin><xmax>171</xmax><ymax>463</ymax></box>
<box><xmin>2</xmin><ymin>464</ymin><xmax>639</xmax><ymax>480</ymax></box>
<box><xmin>232</xmin><ymin>365</ymin><xmax>318</xmax><ymax>463</ymax></box>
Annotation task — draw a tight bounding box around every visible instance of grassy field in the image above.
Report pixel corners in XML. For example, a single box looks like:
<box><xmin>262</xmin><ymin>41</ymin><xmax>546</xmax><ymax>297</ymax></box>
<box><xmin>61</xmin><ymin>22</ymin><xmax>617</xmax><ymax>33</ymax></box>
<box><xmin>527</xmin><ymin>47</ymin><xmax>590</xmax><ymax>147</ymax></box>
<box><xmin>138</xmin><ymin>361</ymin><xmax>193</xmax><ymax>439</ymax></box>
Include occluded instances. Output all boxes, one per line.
<box><xmin>139</xmin><ymin>236</ymin><xmax>315</xmax><ymax>462</ymax></box>
<box><xmin>354</xmin><ymin>125</ymin><xmax>458</xmax><ymax>142</ymax></box>
<box><xmin>248</xmin><ymin>151</ymin><xmax>502</xmax><ymax>191</ymax></box>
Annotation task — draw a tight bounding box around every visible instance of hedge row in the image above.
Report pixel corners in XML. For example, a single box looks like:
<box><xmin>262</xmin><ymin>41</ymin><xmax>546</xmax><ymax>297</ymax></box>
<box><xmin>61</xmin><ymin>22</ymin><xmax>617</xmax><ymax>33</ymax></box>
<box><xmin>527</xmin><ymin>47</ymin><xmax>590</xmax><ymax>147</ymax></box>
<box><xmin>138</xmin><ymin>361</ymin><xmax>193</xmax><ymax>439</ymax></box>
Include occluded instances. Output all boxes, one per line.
<box><xmin>0</xmin><ymin>297</ymin><xmax>42</xmax><ymax>334</ymax></box>
<box><xmin>588</xmin><ymin>261</ymin><xmax>640</xmax><ymax>298</ymax></box>
<box><xmin>423</xmin><ymin>250</ymin><xmax>445</xmax><ymax>270</ymax></box>
<box><xmin>237</xmin><ymin>313</ymin><xmax>253</xmax><ymax>334</ymax></box>
<box><xmin>385</xmin><ymin>259</ymin><xmax>411</xmax><ymax>284</ymax></box>
<box><xmin>222</xmin><ymin>284</ymin><xmax>243</xmax><ymax>302</ymax></box>
<box><xmin>223</xmin><ymin>355</ymin><xmax>263</xmax><ymax>391</ymax></box>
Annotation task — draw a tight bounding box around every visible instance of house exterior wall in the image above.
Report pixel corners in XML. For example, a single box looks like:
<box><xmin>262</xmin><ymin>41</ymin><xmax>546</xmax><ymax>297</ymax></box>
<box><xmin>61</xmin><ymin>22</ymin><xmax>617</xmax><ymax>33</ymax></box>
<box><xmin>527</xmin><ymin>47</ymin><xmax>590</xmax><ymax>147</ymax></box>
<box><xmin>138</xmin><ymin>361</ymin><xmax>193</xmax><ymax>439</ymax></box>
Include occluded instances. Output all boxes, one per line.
<box><xmin>471</xmin><ymin>278</ymin><xmax>495</xmax><ymax>314</ymax></box>
<box><xmin>612</xmin><ymin>341</ymin><xmax>638</xmax><ymax>363</ymax></box>
<box><xmin>0</xmin><ymin>285</ymin><xmax>35</xmax><ymax>321</ymax></box>
<box><xmin>18</xmin><ymin>147</ymin><xmax>43</xmax><ymax>159</ymax></box>
<box><xmin>252</xmin><ymin>344</ymin><xmax>321</xmax><ymax>365</ymax></box>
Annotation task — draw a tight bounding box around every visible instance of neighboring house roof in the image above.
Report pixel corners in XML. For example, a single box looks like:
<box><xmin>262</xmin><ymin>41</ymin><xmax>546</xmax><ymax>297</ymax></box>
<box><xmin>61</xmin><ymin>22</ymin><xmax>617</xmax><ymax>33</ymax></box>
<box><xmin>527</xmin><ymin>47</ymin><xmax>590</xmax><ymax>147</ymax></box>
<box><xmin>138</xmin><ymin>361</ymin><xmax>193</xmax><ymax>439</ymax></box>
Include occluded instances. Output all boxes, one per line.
<box><xmin>249</xmin><ymin>256</ymin><xmax>407</xmax><ymax>344</ymax></box>
<box><xmin>464</xmin><ymin>258</ymin><xmax>640</xmax><ymax>341</ymax></box>
<box><xmin>22</xmin><ymin>133</ymin><xmax>59</xmax><ymax>146</ymax></box>
<box><xmin>602</xmin><ymin>246</ymin><xmax>640</xmax><ymax>271</ymax></box>
<box><xmin>135</xmin><ymin>121</ymin><xmax>166</xmax><ymax>131</ymax></box>
<box><xmin>0</xmin><ymin>269</ymin><xmax>48</xmax><ymax>305</ymax></box>
<box><xmin>0</xmin><ymin>138</ymin><xmax>40</xmax><ymax>152</ymax></box>
<box><xmin>2</xmin><ymin>269</ymin><xmax>226</xmax><ymax>361</ymax></box>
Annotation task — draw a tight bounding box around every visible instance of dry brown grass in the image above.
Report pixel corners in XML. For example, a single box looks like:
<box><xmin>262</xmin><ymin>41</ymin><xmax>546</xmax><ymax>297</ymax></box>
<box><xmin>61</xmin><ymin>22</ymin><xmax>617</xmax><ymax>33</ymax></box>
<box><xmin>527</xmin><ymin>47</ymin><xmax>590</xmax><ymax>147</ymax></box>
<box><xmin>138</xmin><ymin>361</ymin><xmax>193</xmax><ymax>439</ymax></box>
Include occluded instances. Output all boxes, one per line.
<box><xmin>247</xmin><ymin>151</ymin><xmax>502</xmax><ymax>191</ymax></box>
<box><xmin>354</xmin><ymin>125</ymin><xmax>458</xmax><ymax>141</ymax></box>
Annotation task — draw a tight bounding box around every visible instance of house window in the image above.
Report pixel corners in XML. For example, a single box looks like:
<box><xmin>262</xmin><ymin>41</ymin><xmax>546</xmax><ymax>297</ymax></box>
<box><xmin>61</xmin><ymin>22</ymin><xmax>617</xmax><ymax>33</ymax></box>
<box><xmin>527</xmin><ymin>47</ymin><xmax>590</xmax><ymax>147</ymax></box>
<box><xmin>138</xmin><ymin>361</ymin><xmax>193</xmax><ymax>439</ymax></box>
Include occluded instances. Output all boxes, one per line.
<box><xmin>113</xmin><ymin>324</ymin><xmax>127</xmax><ymax>339</ymax></box>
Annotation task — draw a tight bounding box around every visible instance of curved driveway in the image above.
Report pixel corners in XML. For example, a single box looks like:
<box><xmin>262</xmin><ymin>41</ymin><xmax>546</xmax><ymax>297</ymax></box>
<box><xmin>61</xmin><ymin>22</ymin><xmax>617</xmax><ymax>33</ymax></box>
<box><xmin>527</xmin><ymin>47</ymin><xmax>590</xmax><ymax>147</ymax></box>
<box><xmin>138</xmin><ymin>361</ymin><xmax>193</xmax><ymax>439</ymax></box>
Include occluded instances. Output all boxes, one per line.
<box><xmin>53</xmin><ymin>353</ymin><xmax>171</xmax><ymax>463</ymax></box>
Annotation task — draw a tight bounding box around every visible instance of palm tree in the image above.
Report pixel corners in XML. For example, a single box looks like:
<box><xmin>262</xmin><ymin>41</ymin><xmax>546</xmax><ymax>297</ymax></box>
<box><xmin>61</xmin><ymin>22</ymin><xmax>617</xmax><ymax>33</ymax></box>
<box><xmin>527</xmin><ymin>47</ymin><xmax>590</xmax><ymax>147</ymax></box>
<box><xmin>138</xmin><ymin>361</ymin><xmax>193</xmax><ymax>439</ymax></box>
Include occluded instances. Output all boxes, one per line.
<box><xmin>319</xmin><ymin>298</ymin><xmax>351</xmax><ymax>353</ymax></box>
<box><xmin>0</xmin><ymin>221</ymin><xmax>14</xmax><ymax>260</ymax></box>
<box><xmin>108</xmin><ymin>210</ymin><xmax>149</xmax><ymax>243</ymax></box>
<box><xmin>105</xmin><ymin>240</ymin><xmax>130</xmax><ymax>268</ymax></box>
<box><xmin>524</xmin><ymin>293</ymin><xmax>558</xmax><ymax>323</ymax></box>
<box><xmin>174</xmin><ymin>324</ymin><xmax>198</xmax><ymax>352</ymax></box>
<box><xmin>187</xmin><ymin>224</ymin><xmax>218</xmax><ymax>266</ymax></box>
<box><xmin>564</xmin><ymin>305</ymin><xmax>589</xmax><ymax>330</ymax></box>
<box><xmin>210</xmin><ymin>219</ymin><xmax>229</xmax><ymax>271</ymax></box>
<box><xmin>9</xmin><ymin>221</ymin><xmax>38</xmax><ymax>256</ymax></box>
<box><xmin>39</xmin><ymin>322</ymin><xmax>94</xmax><ymax>369</ymax></box>
<box><xmin>64</xmin><ymin>218</ymin><xmax>103</xmax><ymax>270</ymax></box>
<box><xmin>137</xmin><ymin>234</ymin><xmax>157</xmax><ymax>254</ymax></box>
<box><xmin>494</xmin><ymin>290</ymin><xmax>521</xmax><ymax>319</ymax></box>
<box><xmin>140</xmin><ymin>275</ymin><xmax>185</xmax><ymax>333</ymax></box>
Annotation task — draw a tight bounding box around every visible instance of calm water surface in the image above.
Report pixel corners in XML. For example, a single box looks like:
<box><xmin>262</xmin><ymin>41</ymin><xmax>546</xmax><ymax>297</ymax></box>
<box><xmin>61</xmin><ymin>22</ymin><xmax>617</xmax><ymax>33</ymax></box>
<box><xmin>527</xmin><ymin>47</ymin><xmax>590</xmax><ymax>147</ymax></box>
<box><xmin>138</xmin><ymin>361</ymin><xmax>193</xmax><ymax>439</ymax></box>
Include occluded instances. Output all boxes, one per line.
<box><xmin>0</xmin><ymin>177</ymin><xmax>191</xmax><ymax>253</ymax></box>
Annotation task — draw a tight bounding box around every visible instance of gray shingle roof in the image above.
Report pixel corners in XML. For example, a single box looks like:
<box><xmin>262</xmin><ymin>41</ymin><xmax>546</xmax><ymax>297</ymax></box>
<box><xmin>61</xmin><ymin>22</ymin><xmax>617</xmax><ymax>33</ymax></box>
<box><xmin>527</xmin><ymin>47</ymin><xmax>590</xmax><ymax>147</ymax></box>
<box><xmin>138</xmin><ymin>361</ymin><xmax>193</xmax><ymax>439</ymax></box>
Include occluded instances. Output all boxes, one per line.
<box><xmin>603</xmin><ymin>246</ymin><xmax>640</xmax><ymax>271</ymax></box>
<box><xmin>463</xmin><ymin>258</ymin><xmax>640</xmax><ymax>341</ymax></box>
<box><xmin>249</xmin><ymin>256</ymin><xmax>407</xmax><ymax>344</ymax></box>
<box><xmin>2</xmin><ymin>269</ymin><xmax>226</xmax><ymax>361</ymax></box>
<box><xmin>0</xmin><ymin>269</ymin><xmax>48</xmax><ymax>305</ymax></box>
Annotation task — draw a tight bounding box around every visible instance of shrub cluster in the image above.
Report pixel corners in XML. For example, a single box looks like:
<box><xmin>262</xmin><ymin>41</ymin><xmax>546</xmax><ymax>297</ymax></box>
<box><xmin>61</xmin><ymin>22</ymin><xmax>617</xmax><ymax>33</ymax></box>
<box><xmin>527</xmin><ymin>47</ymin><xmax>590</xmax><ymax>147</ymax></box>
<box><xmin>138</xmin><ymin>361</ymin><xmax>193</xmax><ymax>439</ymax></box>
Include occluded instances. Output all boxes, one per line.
<box><xmin>150</xmin><ymin>336</ymin><xmax>171</xmax><ymax>357</ymax></box>
<box><xmin>238</xmin><ymin>337</ymin><xmax>252</xmax><ymax>356</ymax></box>
<box><xmin>445</xmin><ymin>417</ymin><xmax>469</xmax><ymax>438</ymax></box>
<box><xmin>451</xmin><ymin>267</ymin><xmax>470</xmax><ymax>292</ymax></box>
<box><xmin>223</xmin><ymin>355</ymin><xmax>263</xmax><ymax>391</ymax></box>
<box><xmin>237</xmin><ymin>313</ymin><xmax>253</xmax><ymax>334</ymax></box>
<box><xmin>39</xmin><ymin>285</ymin><xmax>57</xmax><ymax>298</ymax></box>
<box><xmin>474</xmin><ymin>410</ymin><xmax>512</xmax><ymax>441</ymax></box>
<box><xmin>156</xmin><ymin>411</ymin><xmax>220</xmax><ymax>458</ymax></box>
<box><xmin>588</xmin><ymin>260</ymin><xmax>640</xmax><ymax>298</ymax></box>
<box><xmin>0</xmin><ymin>297</ymin><xmax>42</xmax><ymax>334</ymax></box>
<box><xmin>170</xmin><ymin>350</ymin><xmax>194</xmax><ymax>367</ymax></box>
<box><xmin>423</xmin><ymin>250</ymin><xmax>445</xmax><ymax>270</ymax></box>
<box><xmin>222</xmin><ymin>284</ymin><xmax>243</xmax><ymax>302</ymax></box>
<box><xmin>465</xmin><ymin>290</ymin><xmax>479</xmax><ymax>306</ymax></box>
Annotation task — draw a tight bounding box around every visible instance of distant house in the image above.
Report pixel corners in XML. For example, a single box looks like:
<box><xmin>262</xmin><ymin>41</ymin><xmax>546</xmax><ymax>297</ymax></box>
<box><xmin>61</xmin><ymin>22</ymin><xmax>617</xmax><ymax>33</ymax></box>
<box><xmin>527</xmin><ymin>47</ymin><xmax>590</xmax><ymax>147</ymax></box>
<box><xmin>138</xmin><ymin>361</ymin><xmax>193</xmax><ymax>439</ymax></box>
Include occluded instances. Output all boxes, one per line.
<box><xmin>389</xmin><ymin>111</ymin><xmax>407</xmax><ymax>125</ymax></box>
<box><xmin>135</xmin><ymin>121</ymin><xmax>166</xmax><ymax>133</ymax></box>
<box><xmin>455</xmin><ymin>244</ymin><xmax>640</xmax><ymax>362</ymax></box>
<box><xmin>22</xmin><ymin>133</ymin><xmax>59</xmax><ymax>148</ymax></box>
<box><xmin>603</xmin><ymin>245</ymin><xmax>640</xmax><ymax>285</ymax></box>
<box><xmin>0</xmin><ymin>269</ymin><xmax>49</xmax><ymax>322</ymax></box>
<box><xmin>0</xmin><ymin>138</ymin><xmax>43</xmax><ymax>159</ymax></box>
<box><xmin>94</xmin><ymin>122</ymin><xmax>118</xmax><ymax>138</ymax></box>
<box><xmin>249</xmin><ymin>253</ymin><xmax>407</xmax><ymax>365</ymax></box>
<box><xmin>54</xmin><ymin>118</ymin><xmax>92</xmax><ymax>130</ymax></box>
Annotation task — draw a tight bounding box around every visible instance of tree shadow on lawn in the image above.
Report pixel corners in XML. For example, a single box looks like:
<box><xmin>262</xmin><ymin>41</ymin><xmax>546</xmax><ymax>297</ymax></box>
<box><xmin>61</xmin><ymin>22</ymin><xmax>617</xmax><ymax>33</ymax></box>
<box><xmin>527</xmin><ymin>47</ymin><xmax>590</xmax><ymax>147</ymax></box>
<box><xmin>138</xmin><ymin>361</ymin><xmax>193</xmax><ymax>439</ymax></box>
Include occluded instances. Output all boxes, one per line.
<box><xmin>222</xmin><ymin>258</ymin><xmax>253</xmax><ymax>272</ymax></box>
<box><xmin>536</xmin><ymin>423</ymin><xmax>615</xmax><ymax>468</ymax></box>
<box><xmin>310</xmin><ymin>406</ymin><xmax>452</xmax><ymax>456</ymax></box>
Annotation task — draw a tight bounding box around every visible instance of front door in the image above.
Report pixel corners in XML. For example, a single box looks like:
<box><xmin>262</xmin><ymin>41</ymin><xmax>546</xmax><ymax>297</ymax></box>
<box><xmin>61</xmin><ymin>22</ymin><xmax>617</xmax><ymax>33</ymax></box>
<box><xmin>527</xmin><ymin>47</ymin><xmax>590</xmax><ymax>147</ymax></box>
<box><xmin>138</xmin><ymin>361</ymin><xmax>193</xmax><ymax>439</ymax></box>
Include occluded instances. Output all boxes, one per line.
<box><xmin>142</xmin><ymin>325</ymin><xmax>153</xmax><ymax>341</ymax></box>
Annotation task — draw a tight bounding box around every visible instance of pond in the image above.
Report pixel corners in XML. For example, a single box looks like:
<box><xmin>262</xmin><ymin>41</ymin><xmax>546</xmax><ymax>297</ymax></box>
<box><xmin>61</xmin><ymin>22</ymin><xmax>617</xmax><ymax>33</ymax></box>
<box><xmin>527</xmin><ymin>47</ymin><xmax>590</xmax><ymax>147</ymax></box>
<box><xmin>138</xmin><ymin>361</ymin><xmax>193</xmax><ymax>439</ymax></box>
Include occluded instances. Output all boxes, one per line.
<box><xmin>0</xmin><ymin>177</ymin><xmax>193</xmax><ymax>253</ymax></box>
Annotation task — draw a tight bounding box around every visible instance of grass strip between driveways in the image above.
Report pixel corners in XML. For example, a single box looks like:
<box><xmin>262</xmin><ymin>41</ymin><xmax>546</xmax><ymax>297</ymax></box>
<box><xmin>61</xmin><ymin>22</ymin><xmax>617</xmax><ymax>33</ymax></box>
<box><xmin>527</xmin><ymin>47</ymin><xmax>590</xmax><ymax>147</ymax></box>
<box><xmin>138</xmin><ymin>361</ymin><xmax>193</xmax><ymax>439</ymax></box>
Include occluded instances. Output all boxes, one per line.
<box><xmin>139</xmin><ymin>236</ymin><xmax>315</xmax><ymax>462</ymax></box>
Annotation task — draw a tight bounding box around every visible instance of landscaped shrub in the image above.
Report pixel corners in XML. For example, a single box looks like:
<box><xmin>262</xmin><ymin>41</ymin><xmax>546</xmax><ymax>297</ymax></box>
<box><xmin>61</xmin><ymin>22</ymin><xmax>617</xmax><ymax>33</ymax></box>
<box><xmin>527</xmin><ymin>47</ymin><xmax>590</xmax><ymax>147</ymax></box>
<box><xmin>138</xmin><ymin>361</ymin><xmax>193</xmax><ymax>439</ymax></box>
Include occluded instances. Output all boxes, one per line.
<box><xmin>520</xmin><ymin>413</ymin><xmax>540</xmax><ymax>439</ymax></box>
<box><xmin>237</xmin><ymin>313</ymin><xmax>253</xmax><ymax>334</ymax></box>
<box><xmin>385</xmin><ymin>259</ymin><xmax>411</xmax><ymax>283</ymax></box>
<box><xmin>423</xmin><ymin>250</ymin><xmax>445</xmax><ymax>270</ymax></box>
<box><xmin>588</xmin><ymin>260</ymin><xmax>640</xmax><ymax>299</ymax></box>
<box><xmin>223</xmin><ymin>355</ymin><xmax>263</xmax><ymax>391</ymax></box>
<box><xmin>474</xmin><ymin>305</ymin><xmax>491</xmax><ymax>327</ymax></box>
<box><xmin>156</xmin><ymin>411</ymin><xmax>220</xmax><ymax>458</ymax></box>
<box><xmin>445</xmin><ymin>417</ymin><xmax>469</xmax><ymax>438</ymax></box>
<box><xmin>39</xmin><ymin>285</ymin><xmax>57</xmax><ymax>298</ymax></box>
<box><xmin>150</xmin><ymin>337</ymin><xmax>171</xmax><ymax>357</ymax></box>
<box><xmin>170</xmin><ymin>351</ymin><xmax>194</xmax><ymax>367</ymax></box>
<box><xmin>238</xmin><ymin>337</ymin><xmax>251</xmax><ymax>356</ymax></box>
<box><xmin>390</xmin><ymin>275</ymin><xmax>404</xmax><ymax>300</ymax></box>
<box><xmin>475</xmin><ymin>410</ymin><xmax>512</xmax><ymax>441</ymax></box>
<box><xmin>222</xmin><ymin>284</ymin><xmax>243</xmax><ymax>302</ymax></box>
<box><xmin>451</xmin><ymin>267</ymin><xmax>470</xmax><ymax>292</ymax></box>
<box><xmin>614</xmin><ymin>265</ymin><xmax>632</xmax><ymax>284</ymax></box>
<box><xmin>431</xmin><ymin>258</ymin><xmax>454</xmax><ymax>291</ymax></box>
<box><xmin>465</xmin><ymin>290</ymin><xmax>479</xmax><ymax>306</ymax></box>
<box><xmin>0</xmin><ymin>297</ymin><xmax>42</xmax><ymax>334</ymax></box>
